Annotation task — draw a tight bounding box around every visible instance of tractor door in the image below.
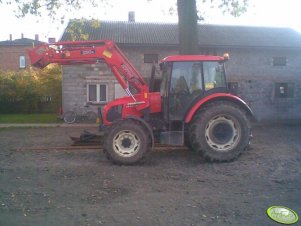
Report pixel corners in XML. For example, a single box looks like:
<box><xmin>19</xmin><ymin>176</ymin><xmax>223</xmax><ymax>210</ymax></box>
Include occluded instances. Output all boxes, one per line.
<box><xmin>159</xmin><ymin>60</ymin><xmax>227</xmax><ymax>145</ymax></box>
<box><xmin>159</xmin><ymin>61</ymin><xmax>203</xmax><ymax>145</ymax></box>
<box><xmin>168</xmin><ymin>62</ymin><xmax>203</xmax><ymax>120</ymax></box>
<box><xmin>162</xmin><ymin>61</ymin><xmax>227</xmax><ymax>122</ymax></box>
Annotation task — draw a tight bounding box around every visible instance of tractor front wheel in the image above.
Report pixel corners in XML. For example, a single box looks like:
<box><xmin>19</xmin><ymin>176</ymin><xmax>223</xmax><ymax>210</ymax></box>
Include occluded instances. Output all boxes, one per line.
<box><xmin>103</xmin><ymin>119</ymin><xmax>150</xmax><ymax>165</ymax></box>
<box><xmin>190</xmin><ymin>101</ymin><xmax>251</xmax><ymax>162</ymax></box>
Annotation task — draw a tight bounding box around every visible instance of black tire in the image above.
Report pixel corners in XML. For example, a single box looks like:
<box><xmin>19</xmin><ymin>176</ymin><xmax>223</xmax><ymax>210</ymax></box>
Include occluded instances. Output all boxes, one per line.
<box><xmin>190</xmin><ymin>101</ymin><xmax>251</xmax><ymax>162</ymax></box>
<box><xmin>63</xmin><ymin>111</ymin><xmax>77</xmax><ymax>124</ymax></box>
<box><xmin>85</xmin><ymin>111</ymin><xmax>97</xmax><ymax>123</ymax></box>
<box><xmin>184</xmin><ymin>123</ymin><xmax>194</xmax><ymax>150</ymax></box>
<box><xmin>103</xmin><ymin>119</ymin><xmax>150</xmax><ymax>165</ymax></box>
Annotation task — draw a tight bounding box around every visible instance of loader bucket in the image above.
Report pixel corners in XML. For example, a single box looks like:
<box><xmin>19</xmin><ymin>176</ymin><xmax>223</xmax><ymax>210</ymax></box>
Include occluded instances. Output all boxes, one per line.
<box><xmin>27</xmin><ymin>44</ymin><xmax>50</xmax><ymax>69</ymax></box>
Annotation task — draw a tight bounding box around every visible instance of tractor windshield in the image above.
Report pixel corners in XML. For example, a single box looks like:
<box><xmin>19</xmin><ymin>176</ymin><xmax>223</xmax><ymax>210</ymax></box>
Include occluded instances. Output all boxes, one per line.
<box><xmin>163</xmin><ymin>60</ymin><xmax>227</xmax><ymax>120</ymax></box>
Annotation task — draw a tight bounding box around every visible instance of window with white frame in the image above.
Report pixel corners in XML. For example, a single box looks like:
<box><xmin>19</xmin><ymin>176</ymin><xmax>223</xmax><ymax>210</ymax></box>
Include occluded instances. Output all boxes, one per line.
<box><xmin>19</xmin><ymin>56</ymin><xmax>26</xmax><ymax>69</ymax></box>
<box><xmin>87</xmin><ymin>84</ymin><xmax>108</xmax><ymax>103</ymax></box>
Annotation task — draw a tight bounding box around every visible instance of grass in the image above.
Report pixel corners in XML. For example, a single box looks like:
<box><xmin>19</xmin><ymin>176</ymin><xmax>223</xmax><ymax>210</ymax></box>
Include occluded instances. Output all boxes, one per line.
<box><xmin>0</xmin><ymin>114</ymin><xmax>62</xmax><ymax>123</ymax></box>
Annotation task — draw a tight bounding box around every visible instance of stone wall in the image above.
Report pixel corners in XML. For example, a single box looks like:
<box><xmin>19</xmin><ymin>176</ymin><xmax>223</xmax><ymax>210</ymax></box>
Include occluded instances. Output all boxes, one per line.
<box><xmin>224</xmin><ymin>47</ymin><xmax>301</xmax><ymax>121</ymax></box>
<box><xmin>61</xmin><ymin>46</ymin><xmax>176</xmax><ymax>113</ymax></box>
<box><xmin>62</xmin><ymin>63</ymin><xmax>115</xmax><ymax>113</ymax></box>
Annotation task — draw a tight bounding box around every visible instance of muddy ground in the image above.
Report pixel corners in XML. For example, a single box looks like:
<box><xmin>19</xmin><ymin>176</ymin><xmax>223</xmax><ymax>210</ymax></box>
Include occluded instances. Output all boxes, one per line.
<box><xmin>0</xmin><ymin>123</ymin><xmax>300</xmax><ymax>226</ymax></box>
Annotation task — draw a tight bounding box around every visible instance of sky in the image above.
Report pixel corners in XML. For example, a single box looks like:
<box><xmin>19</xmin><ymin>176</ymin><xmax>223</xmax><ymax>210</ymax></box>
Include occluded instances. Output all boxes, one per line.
<box><xmin>0</xmin><ymin>0</ymin><xmax>300</xmax><ymax>42</ymax></box>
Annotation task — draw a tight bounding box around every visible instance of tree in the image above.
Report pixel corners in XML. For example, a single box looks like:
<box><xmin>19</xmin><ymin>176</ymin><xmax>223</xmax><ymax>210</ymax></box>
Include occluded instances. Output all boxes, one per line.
<box><xmin>2</xmin><ymin>0</ymin><xmax>103</xmax><ymax>23</ymax></box>
<box><xmin>177</xmin><ymin>0</ymin><xmax>248</xmax><ymax>54</ymax></box>
<box><xmin>2</xmin><ymin>0</ymin><xmax>249</xmax><ymax>54</ymax></box>
<box><xmin>0</xmin><ymin>66</ymin><xmax>62</xmax><ymax>113</ymax></box>
<box><xmin>177</xmin><ymin>0</ymin><xmax>199</xmax><ymax>54</ymax></box>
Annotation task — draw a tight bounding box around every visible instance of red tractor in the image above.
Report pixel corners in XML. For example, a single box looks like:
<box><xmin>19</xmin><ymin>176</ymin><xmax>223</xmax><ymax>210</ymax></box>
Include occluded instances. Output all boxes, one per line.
<box><xmin>28</xmin><ymin>40</ymin><xmax>254</xmax><ymax>164</ymax></box>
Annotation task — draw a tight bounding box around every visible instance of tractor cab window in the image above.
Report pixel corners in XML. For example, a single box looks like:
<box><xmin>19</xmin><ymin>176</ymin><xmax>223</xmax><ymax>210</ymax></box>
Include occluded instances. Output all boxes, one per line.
<box><xmin>170</xmin><ymin>62</ymin><xmax>202</xmax><ymax>95</ymax></box>
<box><xmin>203</xmin><ymin>62</ymin><xmax>226</xmax><ymax>90</ymax></box>
<box><xmin>169</xmin><ymin>62</ymin><xmax>202</xmax><ymax>120</ymax></box>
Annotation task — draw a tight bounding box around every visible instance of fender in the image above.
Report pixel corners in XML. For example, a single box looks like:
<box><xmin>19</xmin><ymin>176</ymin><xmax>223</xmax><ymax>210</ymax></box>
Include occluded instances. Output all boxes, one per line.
<box><xmin>126</xmin><ymin>116</ymin><xmax>155</xmax><ymax>148</ymax></box>
<box><xmin>102</xmin><ymin>95</ymin><xmax>142</xmax><ymax>125</ymax></box>
<box><xmin>184</xmin><ymin>92</ymin><xmax>255</xmax><ymax>123</ymax></box>
<box><xmin>102</xmin><ymin>92</ymin><xmax>161</xmax><ymax>125</ymax></box>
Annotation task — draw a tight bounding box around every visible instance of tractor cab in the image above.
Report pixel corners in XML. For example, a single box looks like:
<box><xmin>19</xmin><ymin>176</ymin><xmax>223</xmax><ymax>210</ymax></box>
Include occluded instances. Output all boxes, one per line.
<box><xmin>159</xmin><ymin>54</ymin><xmax>228</xmax><ymax>122</ymax></box>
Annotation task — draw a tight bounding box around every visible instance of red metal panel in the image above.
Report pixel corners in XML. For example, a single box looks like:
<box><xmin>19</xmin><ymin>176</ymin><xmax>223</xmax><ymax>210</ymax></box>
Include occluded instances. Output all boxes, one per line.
<box><xmin>102</xmin><ymin>91</ymin><xmax>161</xmax><ymax>126</ymax></box>
<box><xmin>27</xmin><ymin>39</ymin><xmax>149</xmax><ymax>93</ymax></box>
<box><xmin>148</xmin><ymin>92</ymin><xmax>162</xmax><ymax>113</ymax></box>
<box><xmin>184</xmin><ymin>93</ymin><xmax>249</xmax><ymax>123</ymax></box>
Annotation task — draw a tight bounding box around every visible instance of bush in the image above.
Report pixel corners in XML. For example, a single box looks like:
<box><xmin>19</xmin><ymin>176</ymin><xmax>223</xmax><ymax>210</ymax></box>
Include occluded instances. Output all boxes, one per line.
<box><xmin>0</xmin><ymin>65</ymin><xmax>62</xmax><ymax>113</ymax></box>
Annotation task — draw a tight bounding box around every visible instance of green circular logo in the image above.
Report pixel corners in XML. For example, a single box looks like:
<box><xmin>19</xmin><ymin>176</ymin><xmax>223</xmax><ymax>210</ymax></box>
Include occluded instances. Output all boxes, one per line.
<box><xmin>267</xmin><ymin>206</ymin><xmax>299</xmax><ymax>224</ymax></box>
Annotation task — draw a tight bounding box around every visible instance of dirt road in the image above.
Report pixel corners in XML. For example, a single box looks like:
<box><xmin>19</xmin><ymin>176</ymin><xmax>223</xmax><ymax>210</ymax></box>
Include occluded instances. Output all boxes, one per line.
<box><xmin>0</xmin><ymin>123</ymin><xmax>300</xmax><ymax>226</ymax></box>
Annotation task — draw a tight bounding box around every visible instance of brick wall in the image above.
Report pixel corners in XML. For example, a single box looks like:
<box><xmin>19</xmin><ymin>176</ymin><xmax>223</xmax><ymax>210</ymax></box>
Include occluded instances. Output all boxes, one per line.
<box><xmin>0</xmin><ymin>45</ymin><xmax>32</xmax><ymax>70</ymax></box>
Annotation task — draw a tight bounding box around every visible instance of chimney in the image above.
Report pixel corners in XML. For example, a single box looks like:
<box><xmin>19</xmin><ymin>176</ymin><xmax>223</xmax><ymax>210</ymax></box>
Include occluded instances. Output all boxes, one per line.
<box><xmin>128</xmin><ymin>11</ymin><xmax>135</xmax><ymax>22</ymax></box>
<box><xmin>21</xmin><ymin>33</ymin><xmax>24</xmax><ymax>39</ymax></box>
<box><xmin>48</xmin><ymin>37</ymin><xmax>56</xmax><ymax>44</ymax></box>
<box><xmin>9</xmin><ymin>34</ymin><xmax>12</xmax><ymax>41</ymax></box>
<box><xmin>35</xmin><ymin>34</ymin><xmax>39</xmax><ymax>41</ymax></box>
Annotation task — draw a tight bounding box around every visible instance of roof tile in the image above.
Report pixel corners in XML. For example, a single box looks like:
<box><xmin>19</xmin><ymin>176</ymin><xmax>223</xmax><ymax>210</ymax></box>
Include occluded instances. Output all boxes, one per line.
<box><xmin>60</xmin><ymin>20</ymin><xmax>301</xmax><ymax>48</ymax></box>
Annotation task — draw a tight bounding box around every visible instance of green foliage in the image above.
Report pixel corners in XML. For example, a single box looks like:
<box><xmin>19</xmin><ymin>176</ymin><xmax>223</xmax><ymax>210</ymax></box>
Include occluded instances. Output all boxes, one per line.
<box><xmin>66</xmin><ymin>18</ymin><xmax>101</xmax><ymax>41</ymax></box>
<box><xmin>3</xmin><ymin>0</ymin><xmax>248</xmax><ymax>22</ymax></box>
<box><xmin>215</xmin><ymin>0</ymin><xmax>249</xmax><ymax>17</ymax></box>
<box><xmin>2</xmin><ymin>0</ymin><xmax>249</xmax><ymax>52</ymax></box>
<box><xmin>0</xmin><ymin>65</ymin><xmax>62</xmax><ymax>113</ymax></box>
<box><xmin>2</xmin><ymin>0</ymin><xmax>105</xmax><ymax>23</ymax></box>
<box><xmin>0</xmin><ymin>113</ymin><xmax>61</xmax><ymax>123</ymax></box>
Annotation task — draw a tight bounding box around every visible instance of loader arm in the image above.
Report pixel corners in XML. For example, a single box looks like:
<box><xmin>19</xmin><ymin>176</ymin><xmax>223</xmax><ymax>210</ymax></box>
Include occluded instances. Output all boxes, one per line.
<box><xmin>27</xmin><ymin>40</ymin><xmax>149</xmax><ymax>94</ymax></box>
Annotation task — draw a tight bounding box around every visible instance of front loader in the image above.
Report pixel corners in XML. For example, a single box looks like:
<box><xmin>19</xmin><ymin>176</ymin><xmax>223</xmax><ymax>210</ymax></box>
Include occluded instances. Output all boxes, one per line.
<box><xmin>28</xmin><ymin>40</ymin><xmax>254</xmax><ymax>164</ymax></box>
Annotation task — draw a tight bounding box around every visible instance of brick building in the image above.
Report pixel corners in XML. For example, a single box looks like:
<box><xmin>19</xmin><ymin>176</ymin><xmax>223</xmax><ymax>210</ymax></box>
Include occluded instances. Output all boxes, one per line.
<box><xmin>60</xmin><ymin>20</ymin><xmax>301</xmax><ymax>122</ymax></box>
<box><xmin>0</xmin><ymin>34</ymin><xmax>44</xmax><ymax>71</ymax></box>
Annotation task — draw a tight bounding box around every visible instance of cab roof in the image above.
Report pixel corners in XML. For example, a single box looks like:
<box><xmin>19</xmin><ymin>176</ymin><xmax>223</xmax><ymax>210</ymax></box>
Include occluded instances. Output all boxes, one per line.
<box><xmin>161</xmin><ymin>55</ymin><xmax>226</xmax><ymax>63</ymax></box>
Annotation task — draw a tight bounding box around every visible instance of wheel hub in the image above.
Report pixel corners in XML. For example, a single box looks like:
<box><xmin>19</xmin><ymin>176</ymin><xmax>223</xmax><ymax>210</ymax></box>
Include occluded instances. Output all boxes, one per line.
<box><xmin>113</xmin><ymin>130</ymin><xmax>141</xmax><ymax>157</ymax></box>
<box><xmin>121</xmin><ymin>138</ymin><xmax>132</xmax><ymax>148</ymax></box>
<box><xmin>205</xmin><ymin>115</ymin><xmax>240</xmax><ymax>152</ymax></box>
<box><xmin>212</xmin><ymin>122</ymin><xmax>233</xmax><ymax>144</ymax></box>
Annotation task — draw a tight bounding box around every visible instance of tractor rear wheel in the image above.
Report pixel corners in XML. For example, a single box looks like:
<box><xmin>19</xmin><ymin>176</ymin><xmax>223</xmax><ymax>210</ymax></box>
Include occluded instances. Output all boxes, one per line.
<box><xmin>103</xmin><ymin>119</ymin><xmax>150</xmax><ymax>165</ymax></box>
<box><xmin>190</xmin><ymin>101</ymin><xmax>251</xmax><ymax>162</ymax></box>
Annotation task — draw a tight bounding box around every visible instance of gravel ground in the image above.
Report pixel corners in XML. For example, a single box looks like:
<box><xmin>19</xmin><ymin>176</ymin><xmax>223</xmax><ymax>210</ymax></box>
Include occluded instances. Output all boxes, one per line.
<box><xmin>0</xmin><ymin>123</ymin><xmax>300</xmax><ymax>226</ymax></box>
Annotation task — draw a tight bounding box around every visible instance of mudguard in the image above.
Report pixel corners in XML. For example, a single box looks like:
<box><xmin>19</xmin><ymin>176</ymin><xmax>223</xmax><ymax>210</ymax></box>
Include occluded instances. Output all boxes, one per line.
<box><xmin>185</xmin><ymin>92</ymin><xmax>256</xmax><ymax>123</ymax></box>
<box><xmin>126</xmin><ymin>116</ymin><xmax>155</xmax><ymax>148</ymax></box>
